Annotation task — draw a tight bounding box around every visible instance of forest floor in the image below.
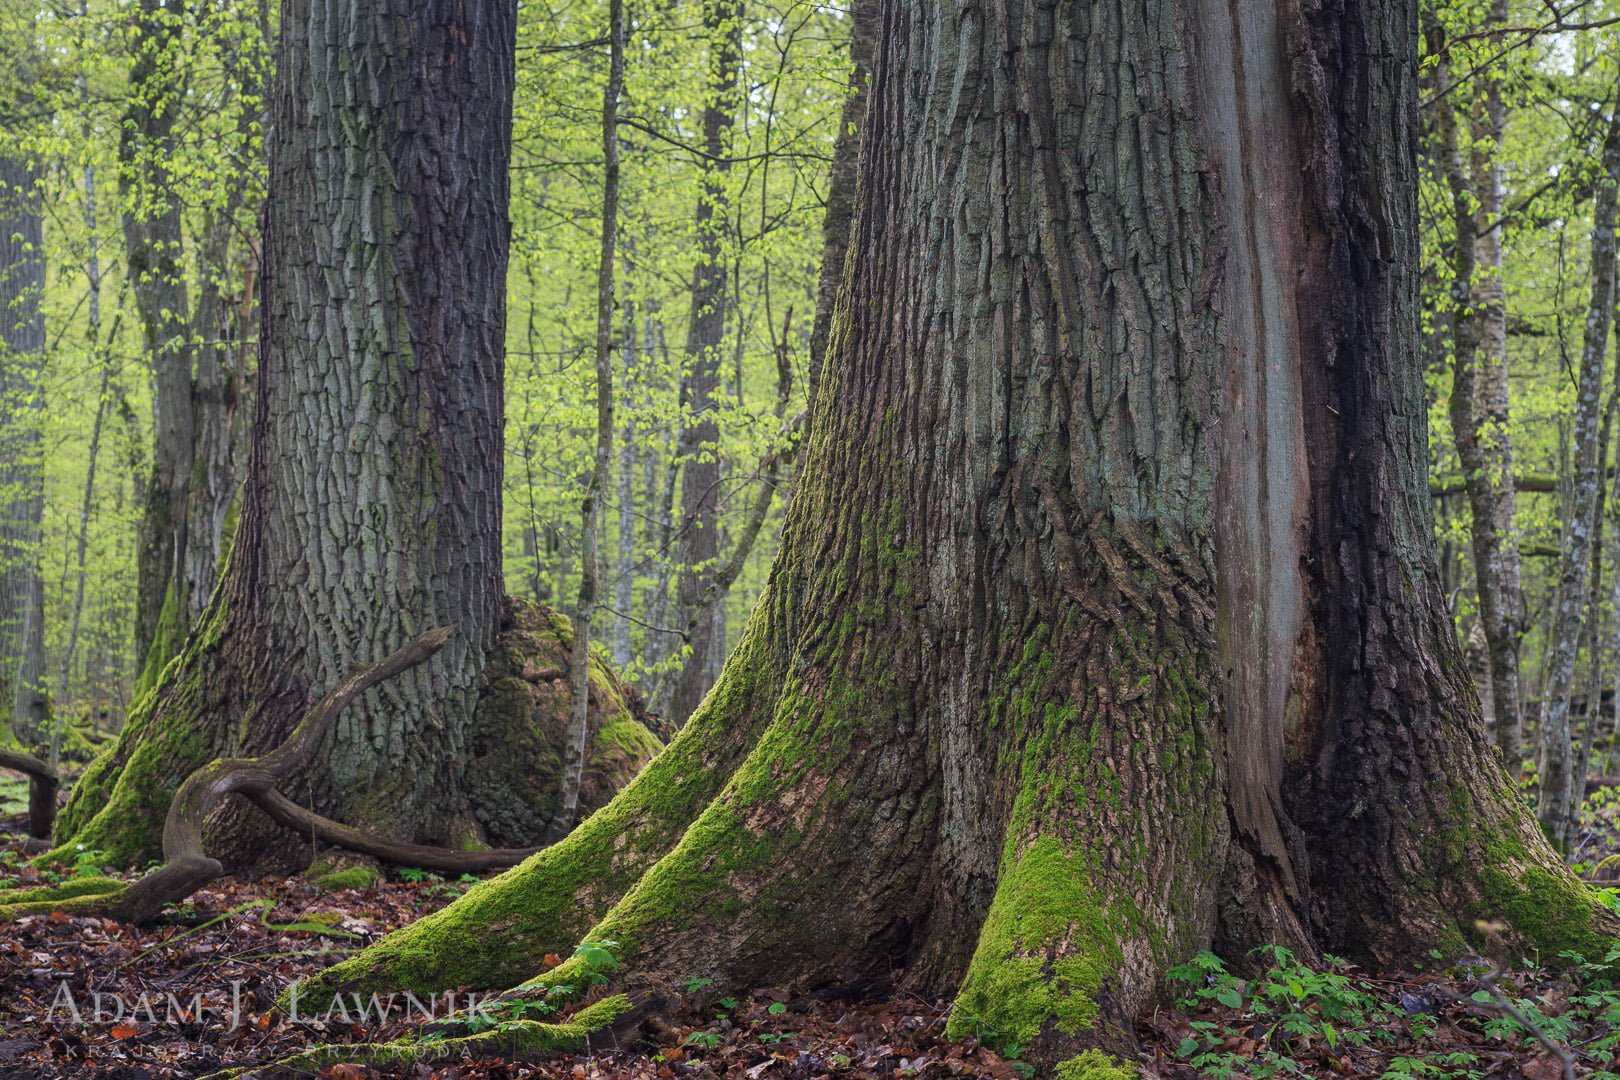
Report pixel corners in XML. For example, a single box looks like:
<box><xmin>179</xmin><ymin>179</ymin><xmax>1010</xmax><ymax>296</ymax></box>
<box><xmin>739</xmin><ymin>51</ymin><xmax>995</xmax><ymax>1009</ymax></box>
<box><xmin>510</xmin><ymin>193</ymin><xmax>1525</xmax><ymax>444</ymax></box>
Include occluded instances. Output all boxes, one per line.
<box><xmin>1</xmin><ymin>799</ymin><xmax>1618</xmax><ymax>1079</ymax></box>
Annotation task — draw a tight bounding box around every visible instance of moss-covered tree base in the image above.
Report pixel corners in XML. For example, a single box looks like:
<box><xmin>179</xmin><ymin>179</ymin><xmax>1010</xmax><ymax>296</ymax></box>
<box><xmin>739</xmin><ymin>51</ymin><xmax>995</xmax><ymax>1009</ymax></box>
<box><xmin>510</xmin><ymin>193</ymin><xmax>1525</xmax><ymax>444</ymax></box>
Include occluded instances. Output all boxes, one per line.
<box><xmin>48</xmin><ymin>597</ymin><xmax>663</xmax><ymax>871</ymax></box>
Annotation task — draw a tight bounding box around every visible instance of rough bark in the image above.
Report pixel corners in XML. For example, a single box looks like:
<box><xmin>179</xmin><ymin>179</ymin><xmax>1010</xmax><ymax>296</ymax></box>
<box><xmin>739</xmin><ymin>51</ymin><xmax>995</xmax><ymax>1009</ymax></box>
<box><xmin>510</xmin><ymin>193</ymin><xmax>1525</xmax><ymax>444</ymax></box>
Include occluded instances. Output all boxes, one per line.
<box><xmin>668</xmin><ymin>0</ymin><xmax>744</xmax><ymax>727</ymax></box>
<box><xmin>302</xmin><ymin>1</ymin><xmax>1616</xmax><ymax>1073</ymax></box>
<box><xmin>0</xmin><ymin>150</ymin><xmax>46</xmax><ymax>750</ymax></box>
<box><xmin>57</xmin><ymin>0</ymin><xmax>518</xmax><ymax>867</ymax></box>
<box><xmin>1435</xmin><ymin>5</ymin><xmax>1524</xmax><ymax>763</ymax></box>
<box><xmin>1537</xmin><ymin>61</ymin><xmax>1620</xmax><ymax>849</ymax></box>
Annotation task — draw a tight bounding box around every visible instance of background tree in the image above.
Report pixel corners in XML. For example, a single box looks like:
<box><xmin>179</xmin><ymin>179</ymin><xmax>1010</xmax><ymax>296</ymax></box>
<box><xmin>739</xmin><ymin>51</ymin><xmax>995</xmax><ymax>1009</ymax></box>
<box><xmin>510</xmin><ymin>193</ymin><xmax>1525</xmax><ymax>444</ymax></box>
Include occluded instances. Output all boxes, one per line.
<box><xmin>0</xmin><ymin>14</ymin><xmax>47</xmax><ymax>750</ymax></box>
<box><xmin>51</xmin><ymin>0</ymin><xmax>524</xmax><ymax>864</ymax></box>
<box><xmin>302</xmin><ymin>0</ymin><xmax>1618</xmax><ymax>1074</ymax></box>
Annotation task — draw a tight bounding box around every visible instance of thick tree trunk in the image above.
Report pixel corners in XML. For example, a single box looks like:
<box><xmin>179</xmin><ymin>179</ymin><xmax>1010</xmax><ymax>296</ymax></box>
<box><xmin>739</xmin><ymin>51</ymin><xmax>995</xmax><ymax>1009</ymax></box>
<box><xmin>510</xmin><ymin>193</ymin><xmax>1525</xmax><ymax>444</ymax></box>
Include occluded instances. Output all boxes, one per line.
<box><xmin>303</xmin><ymin>0</ymin><xmax>1617</xmax><ymax>1072</ymax></box>
<box><xmin>0</xmin><ymin>152</ymin><xmax>46</xmax><ymax>749</ymax></box>
<box><xmin>1436</xmin><ymin>5</ymin><xmax>1524</xmax><ymax>764</ymax></box>
<box><xmin>56</xmin><ymin>0</ymin><xmax>519</xmax><ymax>867</ymax></box>
<box><xmin>1537</xmin><ymin>63</ymin><xmax>1620</xmax><ymax>849</ymax></box>
<box><xmin>668</xmin><ymin>0</ymin><xmax>743</xmax><ymax>727</ymax></box>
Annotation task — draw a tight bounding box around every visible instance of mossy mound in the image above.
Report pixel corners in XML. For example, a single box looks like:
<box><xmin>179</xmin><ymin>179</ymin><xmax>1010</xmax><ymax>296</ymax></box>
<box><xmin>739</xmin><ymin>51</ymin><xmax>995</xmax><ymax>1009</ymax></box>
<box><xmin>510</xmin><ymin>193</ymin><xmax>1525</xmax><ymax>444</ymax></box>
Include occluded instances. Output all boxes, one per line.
<box><xmin>466</xmin><ymin>598</ymin><xmax>664</xmax><ymax>847</ymax></box>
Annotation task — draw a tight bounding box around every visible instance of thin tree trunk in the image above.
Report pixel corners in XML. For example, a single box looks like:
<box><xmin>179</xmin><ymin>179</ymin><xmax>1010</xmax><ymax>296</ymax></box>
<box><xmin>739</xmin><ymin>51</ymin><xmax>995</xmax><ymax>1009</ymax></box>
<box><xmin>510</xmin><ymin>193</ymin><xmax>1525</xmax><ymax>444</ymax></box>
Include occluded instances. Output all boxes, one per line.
<box><xmin>122</xmin><ymin>0</ymin><xmax>198</xmax><ymax>676</ymax></box>
<box><xmin>554</xmin><ymin>0</ymin><xmax>624</xmax><ymax>841</ymax></box>
<box><xmin>614</xmin><ymin>293</ymin><xmax>637</xmax><ymax>668</ymax></box>
<box><xmin>806</xmin><ymin>0</ymin><xmax>873</xmax><ymax>403</ymax></box>
<box><xmin>1436</xmin><ymin>2</ymin><xmax>1524</xmax><ymax>764</ymax></box>
<box><xmin>1537</xmin><ymin>62</ymin><xmax>1620</xmax><ymax>849</ymax></box>
<box><xmin>0</xmin><ymin>152</ymin><xmax>46</xmax><ymax>749</ymax></box>
<box><xmin>668</xmin><ymin>0</ymin><xmax>743</xmax><ymax>727</ymax></box>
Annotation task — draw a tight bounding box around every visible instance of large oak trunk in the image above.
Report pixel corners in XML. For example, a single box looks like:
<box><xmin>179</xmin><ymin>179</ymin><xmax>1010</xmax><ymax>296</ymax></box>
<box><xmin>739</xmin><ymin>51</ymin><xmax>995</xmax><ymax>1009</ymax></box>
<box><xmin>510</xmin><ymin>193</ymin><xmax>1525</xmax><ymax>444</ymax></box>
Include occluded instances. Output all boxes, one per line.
<box><xmin>56</xmin><ymin>0</ymin><xmax>516</xmax><ymax>865</ymax></box>
<box><xmin>280</xmin><ymin>0</ymin><xmax>1620</xmax><ymax>1071</ymax></box>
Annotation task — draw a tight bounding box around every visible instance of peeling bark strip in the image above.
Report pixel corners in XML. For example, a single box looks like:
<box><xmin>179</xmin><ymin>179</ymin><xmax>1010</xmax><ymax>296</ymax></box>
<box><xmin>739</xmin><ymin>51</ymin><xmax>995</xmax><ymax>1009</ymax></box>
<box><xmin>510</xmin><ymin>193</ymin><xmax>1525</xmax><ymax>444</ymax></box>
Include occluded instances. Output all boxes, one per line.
<box><xmin>299</xmin><ymin>0</ymin><xmax>1613</xmax><ymax>1072</ymax></box>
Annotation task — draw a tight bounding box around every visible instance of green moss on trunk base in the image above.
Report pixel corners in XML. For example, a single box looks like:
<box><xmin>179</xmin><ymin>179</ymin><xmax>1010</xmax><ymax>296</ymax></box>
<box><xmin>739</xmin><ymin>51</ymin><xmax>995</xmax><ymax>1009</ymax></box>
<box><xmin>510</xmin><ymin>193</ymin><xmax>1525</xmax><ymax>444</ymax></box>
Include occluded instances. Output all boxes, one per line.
<box><xmin>466</xmin><ymin>599</ymin><xmax>663</xmax><ymax>846</ymax></box>
<box><xmin>51</xmin><ymin>598</ymin><xmax>226</xmax><ymax>865</ymax></box>
<box><xmin>312</xmin><ymin>865</ymin><xmax>381</xmax><ymax>891</ymax></box>
<box><xmin>1054</xmin><ymin>1050</ymin><xmax>1137</xmax><ymax>1079</ymax></box>
<box><xmin>291</xmin><ymin>601</ymin><xmax>786</xmax><ymax>1007</ymax></box>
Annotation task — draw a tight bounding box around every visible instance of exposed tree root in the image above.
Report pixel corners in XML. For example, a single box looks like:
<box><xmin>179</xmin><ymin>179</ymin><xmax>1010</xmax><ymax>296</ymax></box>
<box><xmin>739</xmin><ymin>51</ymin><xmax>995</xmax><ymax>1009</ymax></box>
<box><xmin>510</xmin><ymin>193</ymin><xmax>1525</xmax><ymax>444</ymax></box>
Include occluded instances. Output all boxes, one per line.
<box><xmin>0</xmin><ymin>746</ymin><xmax>58</xmax><ymax>839</ymax></box>
<box><xmin>1</xmin><ymin>626</ymin><xmax>537</xmax><ymax>925</ymax></box>
<box><xmin>199</xmin><ymin>996</ymin><xmax>631</xmax><ymax>1080</ymax></box>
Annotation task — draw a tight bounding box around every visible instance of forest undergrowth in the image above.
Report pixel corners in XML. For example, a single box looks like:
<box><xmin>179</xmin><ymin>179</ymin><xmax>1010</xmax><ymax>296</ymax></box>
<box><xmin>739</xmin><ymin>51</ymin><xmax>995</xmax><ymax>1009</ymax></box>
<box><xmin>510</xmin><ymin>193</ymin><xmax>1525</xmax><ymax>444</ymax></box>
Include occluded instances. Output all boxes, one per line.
<box><xmin>2</xmin><ymin>792</ymin><xmax>1620</xmax><ymax>1080</ymax></box>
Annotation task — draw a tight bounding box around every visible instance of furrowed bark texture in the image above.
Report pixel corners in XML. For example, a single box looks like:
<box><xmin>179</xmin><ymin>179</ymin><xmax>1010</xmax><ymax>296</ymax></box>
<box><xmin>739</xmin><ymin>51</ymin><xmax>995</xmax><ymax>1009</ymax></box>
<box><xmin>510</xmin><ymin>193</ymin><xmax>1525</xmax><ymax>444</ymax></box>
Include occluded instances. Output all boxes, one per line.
<box><xmin>0</xmin><ymin>151</ymin><xmax>46</xmax><ymax>748</ymax></box>
<box><xmin>57</xmin><ymin>0</ymin><xmax>519</xmax><ymax>866</ymax></box>
<box><xmin>302</xmin><ymin>0</ymin><xmax>1615</xmax><ymax>1070</ymax></box>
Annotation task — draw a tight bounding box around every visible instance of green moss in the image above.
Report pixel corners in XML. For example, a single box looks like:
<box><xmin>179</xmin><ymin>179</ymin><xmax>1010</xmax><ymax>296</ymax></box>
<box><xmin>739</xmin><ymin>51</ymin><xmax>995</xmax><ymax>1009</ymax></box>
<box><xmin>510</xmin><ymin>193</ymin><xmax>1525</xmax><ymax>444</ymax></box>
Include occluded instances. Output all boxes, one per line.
<box><xmin>133</xmin><ymin>582</ymin><xmax>186</xmax><ymax>704</ymax></box>
<box><xmin>52</xmin><ymin>598</ymin><xmax>227</xmax><ymax>866</ymax></box>
<box><xmin>0</xmin><ymin>875</ymin><xmax>124</xmax><ymax>904</ymax></box>
<box><xmin>1430</xmin><ymin>787</ymin><xmax>1618</xmax><ymax>962</ymax></box>
<box><xmin>0</xmin><ymin>876</ymin><xmax>127</xmax><ymax>920</ymax></box>
<box><xmin>1054</xmin><ymin>1050</ymin><xmax>1137</xmax><ymax>1080</ymax></box>
<box><xmin>947</xmin><ymin>837</ymin><xmax>1127</xmax><ymax>1045</ymax></box>
<box><xmin>591</xmin><ymin>717</ymin><xmax>663</xmax><ymax>766</ymax></box>
<box><xmin>242</xmin><ymin>994</ymin><xmax>631</xmax><ymax>1078</ymax></box>
<box><xmin>291</xmin><ymin>597</ymin><xmax>788</xmax><ymax>1008</ymax></box>
<box><xmin>314</xmin><ymin>866</ymin><xmax>381</xmax><ymax>891</ymax></box>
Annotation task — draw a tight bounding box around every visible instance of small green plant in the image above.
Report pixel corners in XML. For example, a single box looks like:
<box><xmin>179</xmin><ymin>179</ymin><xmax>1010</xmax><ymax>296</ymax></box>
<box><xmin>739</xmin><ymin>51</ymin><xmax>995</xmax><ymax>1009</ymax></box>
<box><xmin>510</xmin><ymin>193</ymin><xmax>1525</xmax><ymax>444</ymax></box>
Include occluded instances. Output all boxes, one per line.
<box><xmin>573</xmin><ymin>939</ymin><xmax>620</xmax><ymax>986</ymax></box>
<box><xmin>685</xmin><ymin>1031</ymin><xmax>723</xmax><ymax>1048</ymax></box>
<box><xmin>684</xmin><ymin>976</ymin><xmax>714</xmax><ymax>994</ymax></box>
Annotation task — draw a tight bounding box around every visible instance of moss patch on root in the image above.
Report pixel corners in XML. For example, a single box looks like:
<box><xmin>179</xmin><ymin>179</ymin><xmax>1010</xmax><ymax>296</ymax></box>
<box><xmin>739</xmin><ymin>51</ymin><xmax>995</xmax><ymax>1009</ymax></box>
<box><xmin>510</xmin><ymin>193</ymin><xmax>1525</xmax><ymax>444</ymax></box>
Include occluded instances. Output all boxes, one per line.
<box><xmin>312</xmin><ymin>865</ymin><xmax>381</xmax><ymax>891</ymax></box>
<box><xmin>49</xmin><ymin>599</ymin><xmax>227</xmax><ymax>866</ymax></box>
<box><xmin>1054</xmin><ymin>1050</ymin><xmax>1138</xmax><ymax>1080</ymax></box>
<box><xmin>947</xmin><ymin>837</ymin><xmax>1129</xmax><ymax>1046</ymax></box>
<box><xmin>0</xmin><ymin>876</ymin><xmax>126</xmax><ymax>920</ymax></box>
<box><xmin>289</xmin><ymin>598</ymin><xmax>787</xmax><ymax>1009</ymax></box>
<box><xmin>465</xmin><ymin>599</ymin><xmax>663</xmax><ymax>847</ymax></box>
<box><xmin>1431</xmin><ymin>786</ymin><xmax>1620</xmax><ymax>962</ymax></box>
<box><xmin>221</xmin><ymin>994</ymin><xmax>631</xmax><ymax>1079</ymax></box>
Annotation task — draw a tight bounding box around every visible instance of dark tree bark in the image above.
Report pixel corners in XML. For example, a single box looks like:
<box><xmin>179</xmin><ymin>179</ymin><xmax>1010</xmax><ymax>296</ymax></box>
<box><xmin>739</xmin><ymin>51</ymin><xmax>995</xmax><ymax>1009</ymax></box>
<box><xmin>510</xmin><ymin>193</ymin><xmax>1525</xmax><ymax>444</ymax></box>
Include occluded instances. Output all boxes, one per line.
<box><xmin>0</xmin><ymin>150</ymin><xmax>46</xmax><ymax>749</ymax></box>
<box><xmin>55</xmin><ymin>0</ymin><xmax>520</xmax><ymax>866</ymax></box>
<box><xmin>295</xmin><ymin>1</ymin><xmax>1620</xmax><ymax>1073</ymax></box>
<box><xmin>668</xmin><ymin>0</ymin><xmax>743</xmax><ymax>727</ymax></box>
